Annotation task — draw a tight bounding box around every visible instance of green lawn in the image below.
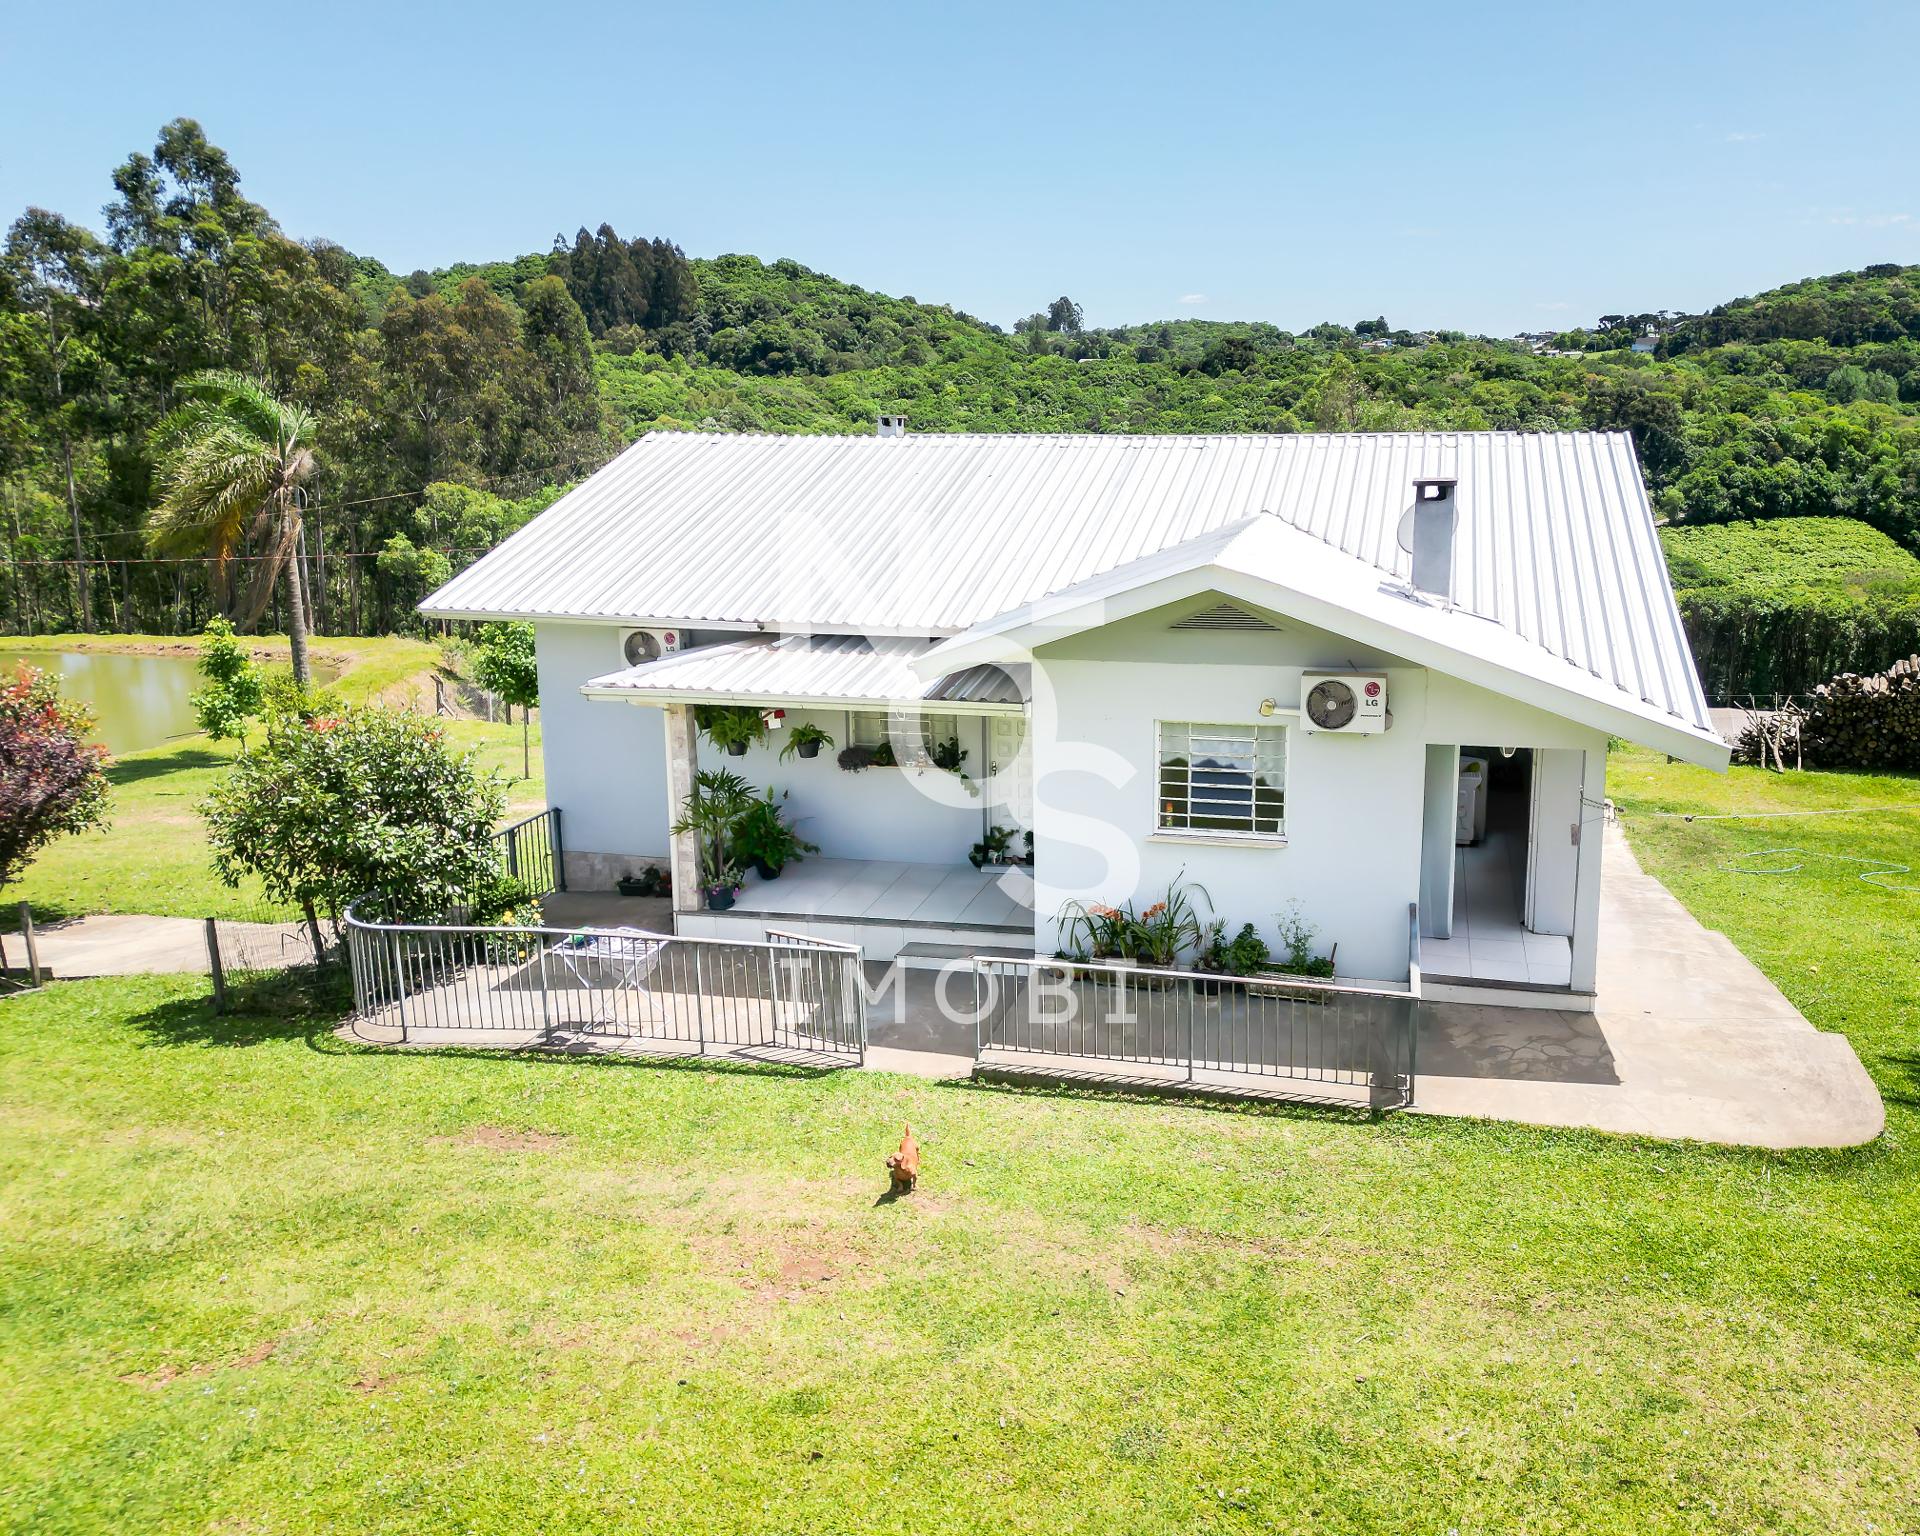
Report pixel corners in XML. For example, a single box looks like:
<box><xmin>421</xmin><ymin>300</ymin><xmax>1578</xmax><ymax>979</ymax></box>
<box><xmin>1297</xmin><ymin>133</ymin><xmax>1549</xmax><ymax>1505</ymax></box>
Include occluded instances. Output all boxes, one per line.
<box><xmin>1608</xmin><ymin>745</ymin><xmax>1920</xmax><ymax>1101</ymax></box>
<box><xmin>2</xmin><ymin>718</ymin><xmax>545</xmax><ymax>926</ymax></box>
<box><xmin>1</xmin><ymin>757</ymin><xmax>1917</xmax><ymax>1533</ymax></box>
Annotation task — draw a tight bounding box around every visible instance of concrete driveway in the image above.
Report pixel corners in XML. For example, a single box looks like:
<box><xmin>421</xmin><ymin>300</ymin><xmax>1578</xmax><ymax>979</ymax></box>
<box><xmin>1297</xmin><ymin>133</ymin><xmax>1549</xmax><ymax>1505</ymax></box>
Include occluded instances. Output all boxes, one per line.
<box><xmin>1413</xmin><ymin>825</ymin><xmax>1884</xmax><ymax>1148</ymax></box>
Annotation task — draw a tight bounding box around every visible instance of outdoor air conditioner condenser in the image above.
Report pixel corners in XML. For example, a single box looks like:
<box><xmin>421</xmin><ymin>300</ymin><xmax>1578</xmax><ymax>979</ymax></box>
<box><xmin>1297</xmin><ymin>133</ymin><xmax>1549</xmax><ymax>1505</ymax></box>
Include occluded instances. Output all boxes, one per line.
<box><xmin>619</xmin><ymin>627</ymin><xmax>683</xmax><ymax>667</ymax></box>
<box><xmin>1300</xmin><ymin>672</ymin><xmax>1388</xmax><ymax>734</ymax></box>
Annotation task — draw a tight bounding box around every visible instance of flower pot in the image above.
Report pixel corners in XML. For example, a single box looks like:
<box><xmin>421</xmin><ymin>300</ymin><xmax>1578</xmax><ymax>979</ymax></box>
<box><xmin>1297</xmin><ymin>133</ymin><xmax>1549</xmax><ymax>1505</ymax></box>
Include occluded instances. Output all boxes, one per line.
<box><xmin>616</xmin><ymin>877</ymin><xmax>648</xmax><ymax>897</ymax></box>
<box><xmin>706</xmin><ymin>887</ymin><xmax>736</xmax><ymax>911</ymax></box>
<box><xmin>725</xmin><ymin>741</ymin><xmax>748</xmax><ymax>757</ymax></box>
<box><xmin>796</xmin><ymin>740</ymin><xmax>820</xmax><ymax>759</ymax></box>
<box><xmin>751</xmin><ymin>858</ymin><xmax>782</xmax><ymax>882</ymax></box>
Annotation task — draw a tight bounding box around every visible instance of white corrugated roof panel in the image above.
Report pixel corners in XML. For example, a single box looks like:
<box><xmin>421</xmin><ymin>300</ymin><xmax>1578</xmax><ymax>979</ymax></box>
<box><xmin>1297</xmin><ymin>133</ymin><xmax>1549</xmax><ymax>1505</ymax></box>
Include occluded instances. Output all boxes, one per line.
<box><xmin>423</xmin><ymin>430</ymin><xmax>1709</xmax><ymax>739</ymax></box>
<box><xmin>582</xmin><ymin>632</ymin><xmax>1025</xmax><ymax>712</ymax></box>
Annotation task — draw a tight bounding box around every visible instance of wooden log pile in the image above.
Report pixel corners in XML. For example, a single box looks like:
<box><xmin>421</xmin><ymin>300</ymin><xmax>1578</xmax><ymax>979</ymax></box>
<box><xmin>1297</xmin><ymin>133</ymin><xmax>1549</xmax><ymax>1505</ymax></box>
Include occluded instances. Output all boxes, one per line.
<box><xmin>1798</xmin><ymin>654</ymin><xmax>1920</xmax><ymax>771</ymax></box>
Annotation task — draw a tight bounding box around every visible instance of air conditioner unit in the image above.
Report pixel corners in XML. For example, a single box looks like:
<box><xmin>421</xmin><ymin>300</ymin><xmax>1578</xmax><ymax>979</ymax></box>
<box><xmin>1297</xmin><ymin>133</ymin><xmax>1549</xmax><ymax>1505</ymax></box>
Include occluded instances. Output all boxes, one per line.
<box><xmin>619</xmin><ymin>627</ymin><xmax>683</xmax><ymax>668</ymax></box>
<box><xmin>1300</xmin><ymin>672</ymin><xmax>1388</xmax><ymax>734</ymax></box>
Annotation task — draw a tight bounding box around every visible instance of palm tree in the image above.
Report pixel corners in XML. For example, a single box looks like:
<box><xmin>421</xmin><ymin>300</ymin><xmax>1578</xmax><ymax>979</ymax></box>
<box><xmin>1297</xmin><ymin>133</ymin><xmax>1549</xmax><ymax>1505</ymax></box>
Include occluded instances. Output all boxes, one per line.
<box><xmin>146</xmin><ymin>370</ymin><xmax>319</xmax><ymax>686</ymax></box>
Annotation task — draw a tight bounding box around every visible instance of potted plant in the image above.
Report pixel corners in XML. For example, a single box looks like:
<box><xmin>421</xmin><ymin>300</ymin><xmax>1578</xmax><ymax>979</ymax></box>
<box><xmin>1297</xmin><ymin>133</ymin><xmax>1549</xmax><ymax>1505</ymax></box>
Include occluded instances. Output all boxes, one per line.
<box><xmin>836</xmin><ymin>743</ymin><xmax>878</xmax><ymax>772</ymax></box>
<box><xmin>1127</xmin><ymin>874</ymin><xmax>1212</xmax><ymax>973</ymax></box>
<box><xmin>732</xmin><ymin>788</ymin><xmax>818</xmax><ymax>881</ymax></box>
<box><xmin>698</xmin><ymin>705</ymin><xmax>766</xmax><ymax>758</ymax></box>
<box><xmin>1056</xmin><ymin>899</ymin><xmax>1137</xmax><ymax>975</ymax></box>
<box><xmin>970</xmin><ymin>824</ymin><xmax>1018</xmax><ymax>868</ymax></box>
<box><xmin>1196</xmin><ymin>919</ymin><xmax>1272</xmax><ymax>994</ymax></box>
<box><xmin>780</xmin><ymin>722</ymin><xmax>834</xmax><ymax>762</ymax></box>
<box><xmin>669</xmin><ymin>767</ymin><xmax>754</xmax><ymax>907</ymax></box>
<box><xmin>705</xmin><ymin>865</ymin><xmax>742</xmax><ymax>911</ymax></box>
<box><xmin>617</xmin><ymin>870</ymin><xmax>649</xmax><ymax>897</ymax></box>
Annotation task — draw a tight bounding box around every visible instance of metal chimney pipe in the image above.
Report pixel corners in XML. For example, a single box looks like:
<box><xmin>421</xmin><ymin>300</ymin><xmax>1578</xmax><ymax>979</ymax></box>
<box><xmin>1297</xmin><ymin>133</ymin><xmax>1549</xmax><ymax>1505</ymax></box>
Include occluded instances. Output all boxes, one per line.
<box><xmin>1409</xmin><ymin>478</ymin><xmax>1458</xmax><ymax>600</ymax></box>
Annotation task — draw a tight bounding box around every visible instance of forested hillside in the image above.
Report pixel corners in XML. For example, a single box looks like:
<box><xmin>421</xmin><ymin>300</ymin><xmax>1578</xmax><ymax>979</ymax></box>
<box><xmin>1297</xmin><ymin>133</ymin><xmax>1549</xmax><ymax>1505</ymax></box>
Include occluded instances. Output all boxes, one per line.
<box><xmin>6</xmin><ymin>117</ymin><xmax>1920</xmax><ymax>698</ymax></box>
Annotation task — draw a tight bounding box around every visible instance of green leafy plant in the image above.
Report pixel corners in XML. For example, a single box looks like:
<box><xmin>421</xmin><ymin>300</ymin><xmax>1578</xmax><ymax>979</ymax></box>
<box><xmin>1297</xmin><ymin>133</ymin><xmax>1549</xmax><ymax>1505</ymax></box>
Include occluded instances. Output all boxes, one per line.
<box><xmin>779</xmin><ymin>722</ymin><xmax>835</xmax><ymax>761</ymax></box>
<box><xmin>698</xmin><ymin>706</ymin><xmax>766</xmax><ymax>757</ymax></box>
<box><xmin>201</xmin><ymin>702</ymin><xmax>506</xmax><ymax>951</ymax></box>
<box><xmin>730</xmin><ymin>787</ymin><xmax>817</xmax><ymax>877</ymax></box>
<box><xmin>190</xmin><ymin>618</ymin><xmax>265</xmax><ymax>743</ymax></box>
<box><xmin>1198</xmin><ymin>919</ymin><xmax>1272</xmax><ymax>978</ymax></box>
<box><xmin>836</xmin><ymin>743</ymin><xmax>877</xmax><ymax>772</ymax></box>
<box><xmin>1056</xmin><ymin>899</ymin><xmax>1135</xmax><ymax>962</ymax></box>
<box><xmin>969</xmin><ymin>824</ymin><xmax>1018</xmax><ymax>868</ymax></box>
<box><xmin>1129</xmin><ymin>874</ymin><xmax>1212</xmax><ymax>967</ymax></box>
<box><xmin>1273</xmin><ymin>900</ymin><xmax>1336</xmax><ymax>978</ymax></box>
<box><xmin>668</xmin><ymin>767</ymin><xmax>755</xmax><ymax>891</ymax></box>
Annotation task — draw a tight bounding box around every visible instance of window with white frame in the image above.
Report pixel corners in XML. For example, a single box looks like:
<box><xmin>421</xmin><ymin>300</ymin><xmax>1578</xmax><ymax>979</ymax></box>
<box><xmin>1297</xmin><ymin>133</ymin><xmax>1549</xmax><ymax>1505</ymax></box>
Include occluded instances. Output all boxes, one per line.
<box><xmin>1156</xmin><ymin>721</ymin><xmax>1287</xmax><ymax>837</ymax></box>
<box><xmin>849</xmin><ymin>709</ymin><xmax>960</xmax><ymax>759</ymax></box>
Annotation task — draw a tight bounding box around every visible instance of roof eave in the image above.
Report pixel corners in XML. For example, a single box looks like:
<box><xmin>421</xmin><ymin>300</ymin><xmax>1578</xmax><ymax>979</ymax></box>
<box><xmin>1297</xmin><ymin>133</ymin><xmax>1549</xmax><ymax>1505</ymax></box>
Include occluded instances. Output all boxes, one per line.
<box><xmin>921</xmin><ymin>561</ymin><xmax>1730</xmax><ymax>772</ymax></box>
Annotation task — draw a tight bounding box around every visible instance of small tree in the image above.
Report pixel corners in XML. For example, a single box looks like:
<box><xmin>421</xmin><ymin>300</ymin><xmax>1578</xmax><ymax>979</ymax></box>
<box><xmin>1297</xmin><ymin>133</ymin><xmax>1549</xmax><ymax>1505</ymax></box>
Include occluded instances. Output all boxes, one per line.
<box><xmin>202</xmin><ymin>704</ymin><xmax>506</xmax><ymax>948</ymax></box>
<box><xmin>472</xmin><ymin>621</ymin><xmax>539</xmax><ymax>779</ymax></box>
<box><xmin>191</xmin><ymin>617</ymin><xmax>265</xmax><ymax>743</ymax></box>
<box><xmin>0</xmin><ymin>664</ymin><xmax>110</xmax><ymax>964</ymax></box>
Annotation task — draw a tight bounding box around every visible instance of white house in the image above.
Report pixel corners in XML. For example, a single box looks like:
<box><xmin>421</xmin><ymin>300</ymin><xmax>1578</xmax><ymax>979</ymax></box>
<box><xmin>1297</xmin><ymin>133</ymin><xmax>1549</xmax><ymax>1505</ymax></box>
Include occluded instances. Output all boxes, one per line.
<box><xmin>422</xmin><ymin>428</ymin><xmax>1728</xmax><ymax>1010</ymax></box>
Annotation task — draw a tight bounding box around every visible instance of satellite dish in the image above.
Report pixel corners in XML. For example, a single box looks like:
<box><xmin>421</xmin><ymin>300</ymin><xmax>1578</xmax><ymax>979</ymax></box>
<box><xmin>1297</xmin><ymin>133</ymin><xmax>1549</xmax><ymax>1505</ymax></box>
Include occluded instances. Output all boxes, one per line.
<box><xmin>1305</xmin><ymin>678</ymin><xmax>1357</xmax><ymax>730</ymax></box>
<box><xmin>623</xmin><ymin>630</ymin><xmax>662</xmax><ymax>667</ymax></box>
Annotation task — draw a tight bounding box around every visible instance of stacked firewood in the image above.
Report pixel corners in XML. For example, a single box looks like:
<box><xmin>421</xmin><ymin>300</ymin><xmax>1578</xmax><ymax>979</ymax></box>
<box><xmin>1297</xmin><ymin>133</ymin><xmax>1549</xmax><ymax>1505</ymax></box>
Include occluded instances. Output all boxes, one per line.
<box><xmin>1798</xmin><ymin>655</ymin><xmax>1920</xmax><ymax>771</ymax></box>
<box><xmin>1731</xmin><ymin>703</ymin><xmax>1805</xmax><ymax>772</ymax></box>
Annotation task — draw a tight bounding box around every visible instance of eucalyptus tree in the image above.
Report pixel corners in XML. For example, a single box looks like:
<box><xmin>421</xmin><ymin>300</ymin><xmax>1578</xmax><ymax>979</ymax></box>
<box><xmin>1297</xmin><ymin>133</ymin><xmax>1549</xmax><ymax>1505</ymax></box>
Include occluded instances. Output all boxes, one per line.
<box><xmin>146</xmin><ymin>371</ymin><xmax>320</xmax><ymax>686</ymax></box>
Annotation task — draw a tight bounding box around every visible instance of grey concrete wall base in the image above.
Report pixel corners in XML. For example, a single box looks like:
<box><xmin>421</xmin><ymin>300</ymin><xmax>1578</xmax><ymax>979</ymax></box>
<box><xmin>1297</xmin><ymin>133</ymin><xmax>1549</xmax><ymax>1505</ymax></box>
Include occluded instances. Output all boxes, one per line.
<box><xmin>563</xmin><ymin>849</ymin><xmax>670</xmax><ymax>892</ymax></box>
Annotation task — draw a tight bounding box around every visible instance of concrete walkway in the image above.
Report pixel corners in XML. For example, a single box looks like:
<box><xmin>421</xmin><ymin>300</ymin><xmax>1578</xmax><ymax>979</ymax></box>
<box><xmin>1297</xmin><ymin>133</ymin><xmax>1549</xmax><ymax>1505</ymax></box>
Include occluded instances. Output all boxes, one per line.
<box><xmin>6</xmin><ymin>913</ymin><xmax>309</xmax><ymax>978</ymax></box>
<box><xmin>1412</xmin><ymin>825</ymin><xmax>1884</xmax><ymax>1148</ymax></box>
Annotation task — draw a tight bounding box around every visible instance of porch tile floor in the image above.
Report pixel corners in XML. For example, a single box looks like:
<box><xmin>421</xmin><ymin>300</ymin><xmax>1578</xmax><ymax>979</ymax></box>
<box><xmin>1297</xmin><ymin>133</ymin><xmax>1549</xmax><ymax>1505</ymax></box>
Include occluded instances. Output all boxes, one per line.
<box><xmin>1422</xmin><ymin>823</ymin><xmax>1573</xmax><ymax>987</ymax></box>
<box><xmin>730</xmin><ymin>857</ymin><xmax>1033</xmax><ymax>930</ymax></box>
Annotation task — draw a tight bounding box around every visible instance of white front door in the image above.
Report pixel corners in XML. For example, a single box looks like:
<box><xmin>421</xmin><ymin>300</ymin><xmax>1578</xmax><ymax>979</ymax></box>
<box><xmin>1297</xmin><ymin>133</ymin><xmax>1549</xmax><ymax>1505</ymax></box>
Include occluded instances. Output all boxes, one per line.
<box><xmin>986</xmin><ymin>715</ymin><xmax>1033</xmax><ymax>836</ymax></box>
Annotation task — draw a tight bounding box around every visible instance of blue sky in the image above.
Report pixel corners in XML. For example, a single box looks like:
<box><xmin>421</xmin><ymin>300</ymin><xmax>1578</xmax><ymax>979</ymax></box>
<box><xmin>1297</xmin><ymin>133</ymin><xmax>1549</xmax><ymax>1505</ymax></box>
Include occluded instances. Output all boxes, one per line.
<box><xmin>5</xmin><ymin>0</ymin><xmax>1917</xmax><ymax>336</ymax></box>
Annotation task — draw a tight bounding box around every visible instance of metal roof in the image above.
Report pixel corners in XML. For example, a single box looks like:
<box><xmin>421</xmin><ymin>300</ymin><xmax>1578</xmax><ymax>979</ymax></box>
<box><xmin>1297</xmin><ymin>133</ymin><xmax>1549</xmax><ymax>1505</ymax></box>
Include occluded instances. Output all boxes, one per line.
<box><xmin>919</xmin><ymin>514</ymin><xmax>1728</xmax><ymax>766</ymax></box>
<box><xmin>422</xmin><ymin>429</ymin><xmax>1711</xmax><ymax>740</ymax></box>
<box><xmin>581</xmin><ymin>632</ymin><xmax>1025</xmax><ymax>713</ymax></box>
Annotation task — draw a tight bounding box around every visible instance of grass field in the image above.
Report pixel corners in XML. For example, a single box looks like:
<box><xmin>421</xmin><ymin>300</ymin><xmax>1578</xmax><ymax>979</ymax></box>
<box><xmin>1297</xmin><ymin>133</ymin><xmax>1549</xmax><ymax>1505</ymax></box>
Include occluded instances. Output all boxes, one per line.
<box><xmin>2</xmin><ymin>754</ymin><xmax>1917</xmax><ymax>1534</ymax></box>
<box><xmin>2</xmin><ymin>718</ymin><xmax>545</xmax><ymax>926</ymax></box>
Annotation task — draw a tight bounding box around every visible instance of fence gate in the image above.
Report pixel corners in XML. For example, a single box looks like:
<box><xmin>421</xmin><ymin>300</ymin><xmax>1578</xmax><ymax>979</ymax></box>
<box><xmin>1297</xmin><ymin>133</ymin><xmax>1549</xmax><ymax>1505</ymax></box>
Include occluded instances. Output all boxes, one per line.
<box><xmin>765</xmin><ymin>929</ymin><xmax>867</xmax><ymax>1064</ymax></box>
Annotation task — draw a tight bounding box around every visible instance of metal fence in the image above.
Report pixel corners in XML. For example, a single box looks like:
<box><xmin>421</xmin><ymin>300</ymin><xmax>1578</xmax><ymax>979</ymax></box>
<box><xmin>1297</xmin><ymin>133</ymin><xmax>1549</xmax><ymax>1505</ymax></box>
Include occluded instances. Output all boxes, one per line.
<box><xmin>343</xmin><ymin>904</ymin><xmax>865</xmax><ymax>1066</ymax></box>
<box><xmin>494</xmin><ymin>808</ymin><xmax>564</xmax><ymax>899</ymax></box>
<box><xmin>204</xmin><ymin>807</ymin><xmax>568</xmax><ymax>1003</ymax></box>
<box><xmin>971</xmin><ymin>905</ymin><xmax>1421</xmax><ymax>1109</ymax></box>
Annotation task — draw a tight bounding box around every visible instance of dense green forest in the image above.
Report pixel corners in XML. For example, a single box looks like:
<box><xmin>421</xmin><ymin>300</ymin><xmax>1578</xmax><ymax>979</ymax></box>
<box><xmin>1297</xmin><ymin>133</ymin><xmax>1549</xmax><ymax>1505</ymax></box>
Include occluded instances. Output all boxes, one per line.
<box><xmin>5</xmin><ymin>119</ymin><xmax>1920</xmax><ymax>698</ymax></box>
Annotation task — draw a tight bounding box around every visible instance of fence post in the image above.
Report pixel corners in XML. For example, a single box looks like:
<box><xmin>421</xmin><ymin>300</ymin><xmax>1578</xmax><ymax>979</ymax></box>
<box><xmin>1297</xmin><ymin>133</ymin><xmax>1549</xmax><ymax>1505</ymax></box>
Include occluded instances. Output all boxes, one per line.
<box><xmin>204</xmin><ymin>918</ymin><xmax>226</xmax><ymax>1012</ymax></box>
<box><xmin>537</xmin><ymin>938</ymin><xmax>553</xmax><ymax>1043</ymax></box>
<box><xmin>19</xmin><ymin>903</ymin><xmax>42</xmax><ymax>988</ymax></box>
<box><xmin>694</xmin><ymin>946</ymin><xmax>708</xmax><ymax>1055</ymax></box>
<box><xmin>549</xmin><ymin>807</ymin><xmax>566</xmax><ymax>892</ymax></box>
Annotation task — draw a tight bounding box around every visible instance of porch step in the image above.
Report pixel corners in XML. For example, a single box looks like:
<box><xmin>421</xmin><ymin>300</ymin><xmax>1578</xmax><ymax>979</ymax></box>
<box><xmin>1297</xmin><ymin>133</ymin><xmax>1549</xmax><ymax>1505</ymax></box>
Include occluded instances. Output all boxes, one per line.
<box><xmin>895</xmin><ymin>941</ymin><xmax>1035</xmax><ymax>973</ymax></box>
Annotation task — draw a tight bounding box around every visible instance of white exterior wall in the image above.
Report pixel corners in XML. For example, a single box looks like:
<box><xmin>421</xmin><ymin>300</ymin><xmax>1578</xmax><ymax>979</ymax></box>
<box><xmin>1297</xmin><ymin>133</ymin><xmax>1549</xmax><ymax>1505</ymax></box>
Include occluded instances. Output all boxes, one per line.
<box><xmin>1028</xmin><ymin>599</ymin><xmax>1610</xmax><ymax>984</ymax></box>
<box><xmin>535</xmin><ymin>622</ymin><xmax>671</xmax><ymax>878</ymax></box>
<box><xmin>715</xmin><ymin>706</ymin><xmax>988</xmax><ymax>865</ymax></box>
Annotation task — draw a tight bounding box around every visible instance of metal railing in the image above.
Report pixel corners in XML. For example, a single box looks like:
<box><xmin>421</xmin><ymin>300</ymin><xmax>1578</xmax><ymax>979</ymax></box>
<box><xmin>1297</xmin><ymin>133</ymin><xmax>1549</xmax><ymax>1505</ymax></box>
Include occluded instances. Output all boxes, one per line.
<box><xmin>344</xmin><ymin>902</ymin><xmax>865</xmax><ymax>1066</ymax></box>
<box><xmin>493</xmin><ymin>807</ymin><xmax>565</xmax><ymax>898</ymax></box>
<box><xmin>972</xmin><ymin>904</ymin><xmax>1420</xmax><ymax>1109</ymax></box>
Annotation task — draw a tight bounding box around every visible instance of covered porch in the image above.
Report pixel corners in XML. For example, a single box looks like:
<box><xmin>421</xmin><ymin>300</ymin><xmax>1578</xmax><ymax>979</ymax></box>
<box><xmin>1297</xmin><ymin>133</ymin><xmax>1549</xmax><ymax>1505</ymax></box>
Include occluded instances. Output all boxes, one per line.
<box><xmin>582</xmin><ymin>632</ymin><xmax>1036</xmax><ymax>962</ymax></box>
<box><xmin>677</xmin><ymin>855</ymin><xmax>1035</xmax><ymax>961</ymax></box>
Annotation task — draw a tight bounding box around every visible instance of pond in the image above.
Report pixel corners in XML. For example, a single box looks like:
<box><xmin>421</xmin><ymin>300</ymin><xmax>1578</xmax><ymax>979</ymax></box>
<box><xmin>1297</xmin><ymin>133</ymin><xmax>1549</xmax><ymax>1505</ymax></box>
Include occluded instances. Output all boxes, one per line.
<box><xmin>9</xmin><ymin>649</ymin><xmax>339</xmax><ymax>756</ymax></box>
<box><xmin>11</xmin><ymin>651</ymin><xmax>204</xmax><ymax>755</ymax></box>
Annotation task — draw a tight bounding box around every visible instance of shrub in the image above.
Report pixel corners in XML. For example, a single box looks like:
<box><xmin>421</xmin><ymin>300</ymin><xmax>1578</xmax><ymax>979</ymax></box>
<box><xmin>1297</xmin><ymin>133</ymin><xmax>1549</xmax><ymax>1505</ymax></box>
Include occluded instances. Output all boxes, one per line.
<box><xmin>202</xmin><ymin>704</ymin><xmax>506</xmax><ymax>941</ymax></box>
<box><xmin>190</xmin><ymin>618</ymin><xmax>265</xmax><ymax>742</ymax></box>
<box><xmin>0</xmin><ymin>664</ymin><xmax>110</xmax><ymax>893</ymax></box>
